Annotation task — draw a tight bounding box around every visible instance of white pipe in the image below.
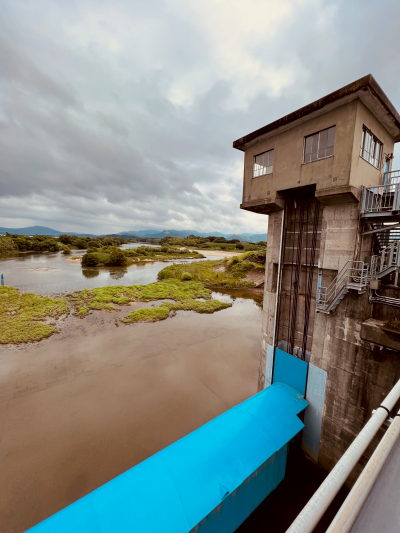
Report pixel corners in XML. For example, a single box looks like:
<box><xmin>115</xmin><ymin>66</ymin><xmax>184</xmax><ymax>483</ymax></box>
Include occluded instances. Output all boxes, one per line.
<box><xmin>326</xmin><ymin>409</ymin><xmax>400</xmax><ymax>533</ymax></box>
<box><xmin>286</xmin><ymin>377</ymin><xmax>400</xmax><ymax>533</ymax></box>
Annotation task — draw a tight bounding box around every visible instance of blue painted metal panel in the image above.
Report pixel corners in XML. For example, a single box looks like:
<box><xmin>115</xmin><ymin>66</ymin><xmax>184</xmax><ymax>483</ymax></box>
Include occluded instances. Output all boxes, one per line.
<box><xmin>273</xmin><ymin>348</ymin><xmax>308</xmax><ymax>396</ymax></box>
<box><xmin>27</xmin><ymin>383</ymin><xmax>308</xmax><ymax>533</ymax></box>
<box><xmin>265</xmin><ymin>343</ymin><xmax>274</xmax><ymax>388</ymax></box>
<box><xmin>194</xmin><ymin>445</ymin><xmax>288</xmax><ymax>532</ymax></box>
<box><xmin>302</xmin><ymin>364</ymin><xmax>327</xmax><ymax>462</ymax></box>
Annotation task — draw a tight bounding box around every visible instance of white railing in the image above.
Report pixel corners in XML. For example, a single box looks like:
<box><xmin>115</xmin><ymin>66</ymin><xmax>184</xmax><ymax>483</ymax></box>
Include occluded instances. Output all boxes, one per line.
<box><xmin>286</xmin><ymin>378</ymin><xmax>400</xmax><ymax>533</ymax></box>
<box><xmin>317</xmin><ymin>261</ymin><xmax>369</xmax><ymax>311</ymax></box>
<box><xmin>370</xmin><ymin>240</ymin><xmax>400</xmax><ymax>277</ymax></box>
<box><xmin>361</xmin><ymin>182</ymin><xmax>400</xmax><ymax>214</ymax></box>
<box><xmin>384</xmin><ymin>169</ymin><xmax>400</xmax><ymax>186</ymax></box>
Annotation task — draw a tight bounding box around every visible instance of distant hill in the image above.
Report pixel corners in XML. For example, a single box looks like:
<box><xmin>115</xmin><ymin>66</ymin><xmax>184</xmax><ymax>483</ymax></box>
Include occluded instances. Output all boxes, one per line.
<box><xmin>0</xmin><ymin>226</ymin><xmax>97</xmax><ymax>237</ymax></box>
<box><xmin>0</xmin><ymin>226</ymin><xmax>267</xmax><ymax>243</ymax></box>
<box><xmin>0</xmin><ymin>225</ymin><xmax>63</xmax><ymax>236</ymax></box>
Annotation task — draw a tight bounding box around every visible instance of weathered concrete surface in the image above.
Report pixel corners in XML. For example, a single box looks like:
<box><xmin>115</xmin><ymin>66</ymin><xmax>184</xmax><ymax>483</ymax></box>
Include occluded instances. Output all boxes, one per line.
<box><xmin>361</xmin><ymin>318</ymin><xmax>400</xmax><ymax>351</ymax></box>
<box><xmin>0</xmin><ymin>296</ymin><xmax>262</xmax><ymax>533</ymax></box>
<box><xmin>311</xmin><ymin>291</ymin><xmax>400</xmax><ymax>485</ymax></box>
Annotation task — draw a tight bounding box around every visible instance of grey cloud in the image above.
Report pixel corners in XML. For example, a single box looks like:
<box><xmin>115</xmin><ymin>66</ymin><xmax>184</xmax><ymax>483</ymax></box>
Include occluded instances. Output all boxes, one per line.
<box><xmin>1</xmin><ymin>0</ymin><xmax>400</xmax><ymax>235</ymax></box>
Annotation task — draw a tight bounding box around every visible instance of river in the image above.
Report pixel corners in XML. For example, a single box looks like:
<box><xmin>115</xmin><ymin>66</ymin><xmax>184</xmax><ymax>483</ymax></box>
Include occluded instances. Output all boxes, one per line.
<box><xmin>0</xmin><ymin>244</ymin><xmax>225</xmax><ymax>295</ymax></box>
<box><xmin>0</xmin><ymin>246</ymin><xmax>268</xmax><ymax>532</ymax></box>
<box><xmin>0</xmin><ymin>249</ymin><xmax>346</xmax><ymax>532</ymax></box>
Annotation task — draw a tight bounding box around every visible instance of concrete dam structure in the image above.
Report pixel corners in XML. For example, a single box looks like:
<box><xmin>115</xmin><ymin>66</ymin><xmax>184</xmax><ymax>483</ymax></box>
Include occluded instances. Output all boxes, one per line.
<box><xmin>234</xmin><ymin>74</ymin><xmax>400</xmax><ymax>484</ymax></box>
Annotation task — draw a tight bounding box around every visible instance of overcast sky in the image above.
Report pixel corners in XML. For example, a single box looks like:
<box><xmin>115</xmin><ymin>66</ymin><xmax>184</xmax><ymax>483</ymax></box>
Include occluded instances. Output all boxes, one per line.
<box><xmin>1</xmin><ymin>0</ymin><xmax>400</xmax><ymax>235</ymax></box>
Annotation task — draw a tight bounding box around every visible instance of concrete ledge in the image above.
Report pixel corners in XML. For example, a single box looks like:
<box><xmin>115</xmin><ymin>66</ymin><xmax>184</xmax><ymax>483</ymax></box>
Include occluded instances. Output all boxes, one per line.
<box><xmin>315</xmin><ymin>185</ymin><xmax>360</xmax><ymax>205</ymax></box>
<box><xmin>240</xmin><ymin>197</ymin><xmax>284</xmax><ymax>215</ymax></box>
<box><xmin>360</xmin><ymin>318</ymin><xmax>400</xmax><ymax>351</ymax></box>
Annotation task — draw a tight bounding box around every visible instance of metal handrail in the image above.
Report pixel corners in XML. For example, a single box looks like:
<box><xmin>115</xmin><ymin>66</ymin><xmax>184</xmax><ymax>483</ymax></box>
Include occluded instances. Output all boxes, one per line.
<box><xmin>317</xmin><ymin>261</ymin><xmax>369</xmax><ymax>309</ymax></box>
<box><xmin>286</xmin><ymin>378</ymin><xmax>400</xmax><ymax>533</ymax></box>
<box><xmin>370</xmin><ymin>240</ymin><xmax>400</xmax><ymax>276</ymax></box>
<box><xmin>384</xmin><ymin>169</ymin><xmax>400</xmax><ymax>185</ymax></box>
<box><xmin>361</xmin><ymin>182</ymin><xmax>400</xmax><ymax>214</ymax></box>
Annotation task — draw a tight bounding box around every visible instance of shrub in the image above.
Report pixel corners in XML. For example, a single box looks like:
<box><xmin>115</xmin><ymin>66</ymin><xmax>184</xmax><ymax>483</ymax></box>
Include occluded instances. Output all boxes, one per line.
<box><xmin>81</xmin><ymin>253</ymin><xmax>100</xmax><ymax>267</ymax></box>
<box><xmin>59</xmin><ymin>234</ymin><xmax>73</xmax><ymax>245</ymax></box>
<box><xmin>62</xmin><ymin>245</ymin><xmax>71</xmax><ymax>255</ymax></box>
<box><xmin>236</xmin><ymin>243</ymin><xmax>244</xmax><ymax>250</ymax></box>
<box><xmin>109</xmin><ymin>249</ymin><xmax>128</xmax><ymax>267</ymax></box>
<box><xmin>182</xmin><ymin>272</ymin><xmax>192</xmax><ymax>281</ymax></box>
<box><xmin>74</xmin><ymin>238</ymin><xmax>87</xmax><ymax>250</ymax></box>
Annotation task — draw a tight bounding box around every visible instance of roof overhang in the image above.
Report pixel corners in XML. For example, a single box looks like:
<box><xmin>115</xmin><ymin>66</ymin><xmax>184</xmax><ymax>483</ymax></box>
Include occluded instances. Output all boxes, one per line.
<box><xmin>233</xmin><ymin>74</ymin><xmax>400</xmax><ymax>151</ymax></box>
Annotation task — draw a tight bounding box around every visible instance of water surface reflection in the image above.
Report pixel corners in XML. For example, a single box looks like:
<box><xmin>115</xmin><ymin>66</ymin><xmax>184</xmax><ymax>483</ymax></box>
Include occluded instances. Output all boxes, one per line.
<box><xmin>0</xmin><ymin>246</ymin><xmax>224</xmax><ymax>295</ymax></box>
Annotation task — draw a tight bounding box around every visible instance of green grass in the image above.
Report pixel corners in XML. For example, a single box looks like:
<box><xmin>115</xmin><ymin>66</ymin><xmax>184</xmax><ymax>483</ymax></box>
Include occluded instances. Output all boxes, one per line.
<box><xmin>70</xmin><ymin>279</ymin><xmax>213</xmax><ymax>317</ymax></box>
<box><xmin>0</xmin><ymin>287</ymin><xmax>69</xmax><ymax>344</ymax></box>
<box><xmin>123</xmin><ymin>299</ymin><xmax>232</xmax><ymax>323</ymax></box>
<box><xmin>0</xmin><ymin>279</ymin><xmax>233</xmax><ymax>344</ymax></box>
<box><xmin>158</xmin><ymin>257</ymin><xmax>256</xmax><ymax>289</ymax></box>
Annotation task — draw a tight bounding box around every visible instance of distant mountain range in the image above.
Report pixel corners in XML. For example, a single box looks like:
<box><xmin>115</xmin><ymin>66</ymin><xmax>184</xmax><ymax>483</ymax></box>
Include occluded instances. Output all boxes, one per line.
<box><xmin>0</xmin><ymin>226</ymin><xmax>97</xmax><ymax>237</ymax></box>
<box><xmin>0</xmin><ymin>226</ymin><xmax>267</xmax><ymax>243</ymax></box>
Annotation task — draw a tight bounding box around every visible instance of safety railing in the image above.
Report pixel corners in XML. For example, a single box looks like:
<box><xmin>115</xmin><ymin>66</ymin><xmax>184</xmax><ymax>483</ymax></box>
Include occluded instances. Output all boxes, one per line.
<box><xmin>370</xmin><ymin>240</ymin><xmax>400</xmax><ymax>277</ymax></box>
<box><xmin>316</xmin><ymin>261</ymin><xmax>369</xmax><ymax>311</ymax></box>
<box><xmin>286</xmin><ymin>378</ymin><xmax>400</xmax><ymax>533</ymax></box>
<box><xmin>384</xmin><ymin>169</ymin><xmax>400</xmax><ymax>185</ymax></box>
<box><xmin>361</xmin><ymin>182</ymin><xmax>400</xmax><ymax>214</ymax></box>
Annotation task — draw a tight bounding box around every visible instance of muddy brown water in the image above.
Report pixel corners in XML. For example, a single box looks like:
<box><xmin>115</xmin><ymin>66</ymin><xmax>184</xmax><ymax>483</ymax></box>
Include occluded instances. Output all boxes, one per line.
<box><xmin>0</xmin><ymin>249</ymin><xmax>266</xmax><ymax>532</ymax></box>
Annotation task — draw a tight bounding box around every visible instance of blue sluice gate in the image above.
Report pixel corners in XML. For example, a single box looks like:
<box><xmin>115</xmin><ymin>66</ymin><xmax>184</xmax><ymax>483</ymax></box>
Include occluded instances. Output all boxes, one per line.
<box><xmin>28</xmin><ymin>382</ymin><xmax>308</xmax><ymax>532</ymax></box>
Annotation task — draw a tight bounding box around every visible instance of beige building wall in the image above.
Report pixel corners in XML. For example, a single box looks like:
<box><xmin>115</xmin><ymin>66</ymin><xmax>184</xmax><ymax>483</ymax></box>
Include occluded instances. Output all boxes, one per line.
<box><xmin>239</xmin><ymin>77</ymin><xmax>400</xmax><ymax>482</ymax></box>
<box><xmin>350</xmin><ymin>100</ymin><xmax>395</xmax><ymax>189</ymax></box>
<box><xmin>242</xmin><ymin>100</ymin><xmax>358</xmax><ymax>203</ymax></box>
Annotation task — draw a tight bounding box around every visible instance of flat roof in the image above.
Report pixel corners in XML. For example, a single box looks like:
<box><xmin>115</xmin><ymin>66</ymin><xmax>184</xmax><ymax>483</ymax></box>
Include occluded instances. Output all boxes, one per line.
<box><xmin>233</xmin><ymin>74</ymin><xmax>400</xmax><ymax>151</ymax></box>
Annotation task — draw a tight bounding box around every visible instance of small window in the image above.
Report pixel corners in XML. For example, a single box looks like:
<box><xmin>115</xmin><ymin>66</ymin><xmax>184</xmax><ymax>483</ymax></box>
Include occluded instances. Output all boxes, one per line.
<box><xmin>303</xmin><ymin>126</ymin><xmax>336</xmax><ymax>163</ymax></box>
<box><xmin>253</xmin><ymin>149</ymin><xmax>274</xmax><ymax>178</ymax></box>
<box><xmin>360</xmin><ymin>126</ymin><xmax>382</xmax><ymax>169</ymax></box>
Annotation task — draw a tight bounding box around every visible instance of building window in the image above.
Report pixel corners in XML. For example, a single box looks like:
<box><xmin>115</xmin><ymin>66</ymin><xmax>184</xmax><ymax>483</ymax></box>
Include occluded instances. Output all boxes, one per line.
<box><xmin>253</xmin><ymin>149</ymin><xmax>274</xmax><ymax>178</ymax></box>
<box><xmin>360</xmin><ymin>126</ymin><xmax>382</xmax><ymax>169</ymax></box>
<box><xmin>303</xmin><ymin>126</ymin><xmax>336</xmax><ymax>164</ymax></box>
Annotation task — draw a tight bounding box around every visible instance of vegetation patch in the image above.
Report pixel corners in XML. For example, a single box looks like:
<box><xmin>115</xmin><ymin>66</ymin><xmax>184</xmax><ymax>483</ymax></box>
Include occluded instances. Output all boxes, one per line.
<box><xmin>0</xmin><ymin>287</ymin><xmax>69</xmax><ymax>344</ymax></box>
<box><xmin>123</xmin><ymin>299</ymin><xmax>231</xmax><ymax>323</ymax></box>
<box><xmin>0</xmin><ymin>236</ymin><xmax>18</xmax><ymax>257</ymax></box>
<box><xmin>69</xmin><ymin>279</ymin><xmax>213</xmax><ymax>317</ymax></box>
<box><xmin>80</xmin><ymin>245</ymin><xmax>205</xmax><ymax>268</ymax></box>
<box><xmin>158</xmin><ymin>257</ymin><xmax>257</xmax><ymax>289</ymax></box>
<box><xmin>158</xmin><ymin>235</ymin><xmax>266</xmax><ymax>253</ymax></box>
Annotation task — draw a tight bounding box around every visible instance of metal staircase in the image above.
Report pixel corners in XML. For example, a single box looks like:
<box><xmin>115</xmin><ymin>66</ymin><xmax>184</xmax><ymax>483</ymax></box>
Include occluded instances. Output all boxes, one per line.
<box><xmin>316</xmin><ymin>261</ymin><xmax>369</xmax><ymax>314</ymax></box>
<box><xmin>370</xmin><ymin>240</ymin><xmax>400</xmax><ymax>279</ymax></box>
<box><xmin>317</xmin><ymin>173</ymin><xmax>400</xmax><ymax>314</ymax></box>
<box><xmin>360</xmin><ymin>173</ymin><xmax>400</xmax><ymax>253</ymax></box>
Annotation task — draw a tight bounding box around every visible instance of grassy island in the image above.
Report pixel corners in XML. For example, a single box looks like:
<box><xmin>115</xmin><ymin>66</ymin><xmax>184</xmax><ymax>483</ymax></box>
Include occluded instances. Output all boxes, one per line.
<box><xmin>158</xmin><ymin>252</ymin><xmax>265</xmax><ymax>289</ymax></box>
<box><xmin>80</xmin><ymin>245</ymin><xmax>205</xmax><ymax>268</ymax></box>
<box><xmin>0</xmin><ymin>287</ymin><xmax>69</xmax><ymax>344</ymax></box>
<box><xmin>69</xmin><ymin>279</ymin><xmax>230</xmax><ymax>321</ymax></box>
<box><xmin>0</xmin><ymin>279</ymin><xmax>232</xmax><ymax>344</ymax></box>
